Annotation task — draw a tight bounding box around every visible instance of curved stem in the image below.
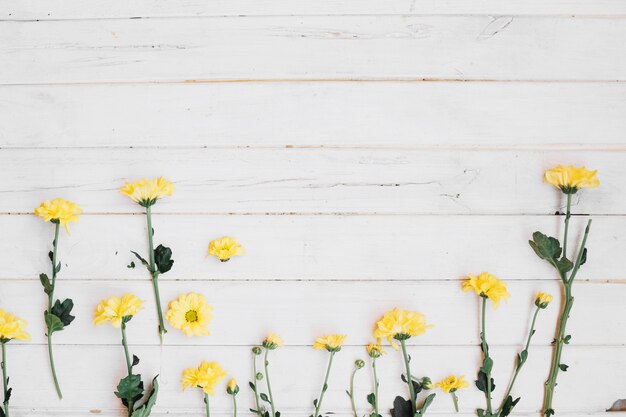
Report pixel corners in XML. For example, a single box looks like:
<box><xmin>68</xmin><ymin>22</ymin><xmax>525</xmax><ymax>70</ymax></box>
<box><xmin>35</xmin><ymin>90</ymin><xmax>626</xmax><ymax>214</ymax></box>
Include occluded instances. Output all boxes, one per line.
<box><xmin>204</xmin><ymin>393</ymin><xmax>211</xmax><ymax>417</ymax></box>
<box><xmin>252</xmin><ymin>354</ymin><xmax>262</xmax><ymax>417</ymax></box>
<box><xmin>146</xmin><ymin>206</ymin><xmax>166</xmax><ymax>341</ymax></box>
<box><xmin>480</xmin><ymin>298</ymin><xmax>493</xmax><ymax>414</ymax></box>
<box><xmin>451</xmin><ymin>392</ymin><xmax>459</xmax><ymax>413</ymax></box>
<box><xmin>232</xmin><ymin>394</ymin><xmax>237</xmax><ymax>417</ymax></box>
<box><xmin>121</xmin><ymin>323</ymin><xmax>134</xmax><ymax>414</ymax></box>
<box><xmin>371</xmin><ymin>357</ymin><xmax>379</xmax><ymax>416</ymax></box>
<box><xmin>314</xmin><ymin>351</ymin><xmax>335</xmax><ymax>417</ymax></box>
<box><xmin>47</xmin><ymin>222</ymin><xmax>63</xmax><ymax>399</ymax></box>
<box><xmin>264</xmin><ymin>349</ymin><xmax>277</xmax><ymax>417</ymax></box>
<box><xmin>47</xmin><ymin>333</ymin><xmax>62</xmax><ymax>399</ymax></box>
<box><xmin>400</xmin><ymin>340</ymin><xmax>416</xmax><ymax>414</ymax></box>
<box><xmin>349</xmin><ymin>365</ymin><xmax>359</xmax><ymax>417</ymax></box>
<box><xmin>2</xmin><ymin>342</ymin><xmax>8</xmax><ymax>417</ymax></box>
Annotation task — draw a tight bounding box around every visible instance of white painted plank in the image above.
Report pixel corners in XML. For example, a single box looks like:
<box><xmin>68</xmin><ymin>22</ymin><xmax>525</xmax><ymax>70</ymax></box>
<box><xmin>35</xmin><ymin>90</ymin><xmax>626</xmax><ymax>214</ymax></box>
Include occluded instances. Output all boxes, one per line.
<box><xmin>3</xmin><ymin>16</ymin><xmax>626</xmax><ymax>84</ymax></box>
<box><xmin>0</xmin><ymin>148</ymin><xmax>618</xmax><ymax>214</ymax></box>
<box><xmin>10</xmin><ymin>413</ymin><xmax>624</xmax><ymax>417</ymax></box>
<box><xmin>4</xmin><ymin>0</ymin><xmax>626</xmax><ymax>20</ymax></box>
<box><xmin>2</xmin><ymin>215</ymin><xmax>621</xmax><ymax>281</ymax></box>
<box><xmin>3</xmin><ymin>82</ymin><xmax>626</xmax><ymax>148</ymax></box>
<box><xmin>5</xmin><ymin>345</ymin><xmax>624</xmax><ymax>413</ymax></box>
<box><xmin>0</xmin><ymin>280</ymin><xmax>623</xmax><ymax>346</ymax></box>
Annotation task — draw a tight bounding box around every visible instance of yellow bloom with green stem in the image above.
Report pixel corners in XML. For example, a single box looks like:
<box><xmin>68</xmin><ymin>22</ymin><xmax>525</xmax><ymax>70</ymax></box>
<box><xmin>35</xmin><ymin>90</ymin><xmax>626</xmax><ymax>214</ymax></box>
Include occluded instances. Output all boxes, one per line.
<box><xmin>0</xmin><ymin>309</ymin><xmax>30</xmax><ymax>417</ymax></box>
<box><xmin>259</xmin><ymin>333</ymin><xmax>283</xmax><ymax>417</ymax></box>
<box><xmin>182</xmin><ymin>361</ymin><xmax>227</xmax><ymax>417</ymax></box>
<box><xmin>544</xmin><ymin>165</ymin><xmax>599</xmax><ymax>195</ymax></box>
<box><xmin>93</xmin><ymin>294</ymin><xmax>144</xmax><ymax>328</ymax></box>
<box><xmin>227</xmin><ymin>378</ymin><xmax>239</xmax><ymax>417</ymax></box>
<box><xmin>119</xmin><ymin>177</ymin><xmax>175</xmax><ymax>207</ymax></box>
<box><xmin>312</xmin><ymin>334</ymin><xmax>346</xmax><ymax>417</ymax></box>
<box><xmin>166</xmin><ymin>293</ymin><xmax>213</xmax><ymax>337</ymax></box>
<box><xmin>208</xmin><ymin>236</ymin><xmax>245</xmax><ymax>262</ymax></box>
<box><xmin>462</xmin><ymin>272</ymin><xmax>510</xmax><ymax>308</ymax></box>
<box><xmin>535</xmin><ymin>291</ymin><xmax>553</xmax><ymax>309</ymax></box>
<box><xmin>35</xmin><ymin>198</ymin><xmax>81</xmax><ymax>399</ymax></box>
<box><xmin>366</xmin><ymin>343</ymin><xmax>384</xmax><ymax>417</ymax></box>
<box><xmin>262</xmin><ymin>332</ymin><xmax>284</xmax><ymax>350</ymax></box>
<box><xmin>436</xmin><ymin>375</ymin><xmax>469</xmax><ymax>412</ymax></box>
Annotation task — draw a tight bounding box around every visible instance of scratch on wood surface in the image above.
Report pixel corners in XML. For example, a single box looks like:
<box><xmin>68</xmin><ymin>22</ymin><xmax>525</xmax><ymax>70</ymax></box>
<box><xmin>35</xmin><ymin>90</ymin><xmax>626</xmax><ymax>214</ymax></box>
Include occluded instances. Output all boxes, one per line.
<box><xmin>265</xmin><ymin>24</ymin><xmax>431</xmax><ymax>40</ymax></box>
<box><xmin>477</xmin><ymin>16</ymin><xmax>514</xmax><ymax>40</ymax></box>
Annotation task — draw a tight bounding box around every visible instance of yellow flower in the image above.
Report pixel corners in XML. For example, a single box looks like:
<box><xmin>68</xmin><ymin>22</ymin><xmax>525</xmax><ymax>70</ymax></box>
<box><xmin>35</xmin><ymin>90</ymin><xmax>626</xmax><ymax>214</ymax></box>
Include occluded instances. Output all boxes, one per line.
<box><xmin>544</xmin><ymin>165</ymin><xmax>599</xmax><ymax>194</ymax></box>
<box><xmin>166</xmin><ymin>292</ymin><xmax>213</xmax><ymax>337</ymax></box>
<box><xmin>462</xmin><ymin>272</ymin><xmax>511</xmax><ymax>308</ymax></box>
<box><xmin>227</xmin><ymin>377</ymin><xmax>239</xmax><ymax>395</ymax></box>
<box><xmin>313</xmin><ymin>334</ymin><xmax>347</xmax><ymax>352</ymax></box>
<box><xmin>373</xmin><ymin>308</ymin><xmax>433</xmax><ymax>349</ymax></box>
<box><xmin>93</xmin><ymin>294</ymin><xmax>144</xmax><ymax>327</ymax></box>
<box><xmin>262</xmin><ymin>332</ymin><xmax>284</xmax><ymax>350</ymax></box>
<box><xmin>34</xmin><ymin>198</ymin><xmax>82</xmax><ymax>233</ymax></box>
<box><xmin>535</xmin><ymin>291</ymin><xmax>553</xmax><ymax>309</ymax></box>
<box><xmin>208</xmin><ymin>236</ymin><xmax>245</xmax><ymax>262</ymax></box>
<box><xmin>366</xmin><ymin>343</ymin><xmax>385</xmax><ymax>358</ymax></box>
<box><xmin>0</xmin><ymin>308</ymin><xmax>31</xmax><ymax>342</ymax></box>
<box><xmin>181</xmin><ymin>360</ymin><xmax>227</xmax><ymax>396</ymax></box>
<box><xmin>436</xmin><ymin>375</ymin><xmax>469</xmax><ymax>394</ymax></box>
<box><xmin>119</xmin><ymin>177</ymin><xmax>175</xmax><ymax>207</ymax></box>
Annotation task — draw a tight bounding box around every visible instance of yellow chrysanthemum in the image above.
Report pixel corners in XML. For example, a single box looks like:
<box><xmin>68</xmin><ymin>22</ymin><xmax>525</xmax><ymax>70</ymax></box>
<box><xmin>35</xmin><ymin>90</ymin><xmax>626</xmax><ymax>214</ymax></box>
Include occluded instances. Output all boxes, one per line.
<box><xmin>208</xmin><ymin>236</ymin><xmax>245</xmax><ymax>262</ymax></box>
<box><xmin>436</xmin><ymin>375</ymin><xmax>469</xmax><ymax>394</ymax></box>
<box><xmin>227</xmin><ymin>377</ymin><xmax>239</xmax><ymax>395</ymax></box>
<box><xmin>462</xmin><ymin>272</ymin><xmax>511</xmax><ymax>308</ymax></box>
<box><xmin>119</xmin><ymin>177</ymin><xmax>175</xmax><ymax>207</ymax></box>
<box><xmin>34</xmin><ymin>198</ymin><xmax>82</xmax><ymax>233</ymax></box>
<box><xmin>544</xmin><ymin>165</ymin><xmax>599</xmax><ymax>194</ymax></box>
<box><xmin>373</xmin><ymin>308</ymin><xmax>433</xmax><ymax>349</ymax></box>
<box><xmin>166</xmin><ymin>292</ymin><xmax>213</xmax><ymax>337</ymax></box>
<box><xmin>262</xmin><ymin>332</ymin><xmax>284</xmax><ymax>350</ymax></box>
<box><xmin>535</xmin><ymin>291</ymin><xmax>553</xmax><ymax>309</ymax></box>
<box><xmin>0</xmin><ymin>308</ymin><xmax>31</xmax><ymax>342</ymax></box>
<box><xmin>366</xmin><ymin>343</ymin><xmax>385</xmax><ymax>358</ymax></box>
<box><xmin>313</xmin><ymin>334</ymin><xmax>347</xmax><ymax>352</ymax></box>
<box><xmin>93</xmin><ymin>294</ymin><xmax>144</xmax><ymax>328</ymax></box>
<box><xmin>181</xmin><ymin>360</ymin><xmax>227</xmax><ymax>396</ymax></box>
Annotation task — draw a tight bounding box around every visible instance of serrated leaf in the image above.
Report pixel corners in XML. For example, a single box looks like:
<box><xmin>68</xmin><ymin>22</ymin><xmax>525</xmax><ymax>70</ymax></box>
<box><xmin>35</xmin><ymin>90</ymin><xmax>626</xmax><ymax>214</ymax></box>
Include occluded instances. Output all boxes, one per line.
<box><xmin>115</xmin><ymin>374</ymin><xmax>144</xmax><ymax>407</ymax></box>
<box><xmin>130</xmin><ymin>376</ymin><xmax>159</xmax><ymax>417</ymax></box>
<box><xmin>39</xmin><ymin>273</ymin><xmax>53</xmax><ymax>295</ymax></box>
<box><xmin>51</xmin><ymin>299</ymin><xmax>75</xmax><ymax>327</ymax></box>
<box><xmin>559</xmin><ymin>364</ymin><xmax>569</xmax><ymax>372</ymax></box>
<box><xmin>45</xmin><ymin>312</ymin><xmax>64</xmax><ymax>334</ymax></box>
<box><xmin>555</xmin><ymin>257</ymin><xmax>574</xmax><ymax>274</ymax></box>
<box><xmin>529</xmin><ymin>232</ymin><xmax>562</xmax><ymax>265</ymax></box>
<box><xmin>154</xmin><ymin>244</ymin><xmax>174</xmax><ymax>274</ymax></box>
<box><xmin>390</xmin><ymin>396</ymin><xmax>413</xmax><ymax>417</ymax></box>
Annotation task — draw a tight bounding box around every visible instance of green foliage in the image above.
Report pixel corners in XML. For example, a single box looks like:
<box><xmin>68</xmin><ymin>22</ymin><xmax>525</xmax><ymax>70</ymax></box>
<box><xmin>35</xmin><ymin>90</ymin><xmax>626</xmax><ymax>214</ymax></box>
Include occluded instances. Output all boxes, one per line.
<box><xmin>39</xmin><ymin>273</ymin><xmax>52</xmax><ymax>295</ymax></box>
<box><xmin>130</xmin><ymin>376</ymin><xmax>159</xmax><ymax>417</ymax></box>
<box><xmin>51</xmin><ymin>299</ymin><xmax>75</xmax><ymax>327</ymax></box>
<box><xmin>44</xmin><ymin>312</ymin><xmax>64</xmax><ymax>335</ymax></box>
<box><xmin>475</xmin><ymin>370</ymin><xmax>496</xmax><ymax>393</ymax></box>
<box><xmin>131</xmin><ymin>251</ymin><xmax>150</xmax><ymax>270</ymax></box>
<box><xmin>529</xmin><ymin>232</ymin><xmax>562</xmax><ymax>264</ymax></box>
<box><xmin>558</xmin><ymin>364</ymin><xmax>569</xmax><ymax>372</ymax></box>
<box><xmin>115</xmin><ymin>374</ymin><xmax>144</xmax><ymax>408</ymax></box>
<box><xmin>154</xmin><ymin>245</ymin><xmax>174</xmax><ymax>274</ymax></box>
<box><xmin>367</xmin><ymin>393</ymin><xmax>376</xmax><ymax>407</ymax></box>
<box><xmin>498</xmin><ymin>395</ymin><xmax>521</xmax><ymax>417</ymax></box>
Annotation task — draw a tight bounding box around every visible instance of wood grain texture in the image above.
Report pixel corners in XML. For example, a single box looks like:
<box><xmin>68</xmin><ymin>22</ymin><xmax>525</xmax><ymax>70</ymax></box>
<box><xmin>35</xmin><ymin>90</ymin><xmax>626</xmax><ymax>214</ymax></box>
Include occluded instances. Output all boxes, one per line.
<box><xmin>3</xmin><ymin>82</ymin><xmax>626</xmax><ymax>148</ymax></box>
<box><xmin>2</xmin><ymin>16</ymin><xmax>626</xmax><ymax>84</ymax></box>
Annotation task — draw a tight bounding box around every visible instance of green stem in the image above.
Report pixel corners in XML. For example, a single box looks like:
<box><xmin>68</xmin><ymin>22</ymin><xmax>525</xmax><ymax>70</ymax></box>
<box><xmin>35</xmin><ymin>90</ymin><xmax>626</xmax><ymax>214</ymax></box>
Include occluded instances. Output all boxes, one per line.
<box><xmin>562</xmin><ymin>193</ymin><xmax>572</xmax><ymax>261</ymax></box>
<box><xmin>451</xmin><ymin>392</ymin><xmax>459</xmax><ymax>413</ymax></box>
<box><xmin>121</xmin><ymin>323</ymin><xmax>134</xmax><ymax>414</ymax></box>
<box><xmin>2</xmin><ymin>342</ymin><xmax>8</xmax><ymax>417</ymax></box>
<box><xmin>567</xmin><ymin>220</ymin><xmax>592</xmax><ymax>284</ymax></box>
<box><xmin>481</xmin><ymin>297</ymin><xmax>493</xmax><ymax>414</ymax></box>
<box><xmin>146</xmin><ymin>206</ymin><xmax>166</xmax><ymax>341</ymax></box>
<box><xmin>47</xmin><ymin>221</ymin><xmax>63</xmax><ymax>399</ymax></box>
<box><xmin>47</xmin><ymin>333</ymin><xmax>62</xmax><ymax>399</ymax></box>
<box><xmin>371</xmin><ymin>357</ymin><xmax>379</xmax><ymax>416</ymax></box>
<box><xmin>264</xmin><ymin>349</ymin><xmax>277</xmax><ymax>417</ymax></box>
<box><xmin>232</xmin><ymin>394</ymin><xmax>238</xmax><ymax>417</ymax></box>
<box><xmin>349</xmin><ymin>365</ymin><xmax>359</xmax><ymax>417</ymax></box>
<box><xmin>252</xmin><ymin>354</ymin><xmax>262</xmax><ymax>417</ymax></box>
<box><xmin>314</xmin><ymin>351</ymin><xmax>335</xmax><ymax>417</ymax></box>
<box><xmin>204</xmin><ymin>393</ymin><xmax>211</xmax><ymax>417</ymax></box>
<box><xmin>399</xmin><ymin>339</ymin><xmax>416</xmax><ymax>414</ymax></box>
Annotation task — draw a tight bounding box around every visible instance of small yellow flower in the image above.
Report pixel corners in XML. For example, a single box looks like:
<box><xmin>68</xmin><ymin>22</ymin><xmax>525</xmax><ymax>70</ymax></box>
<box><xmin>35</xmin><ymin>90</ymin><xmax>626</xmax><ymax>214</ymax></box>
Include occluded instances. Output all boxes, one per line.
<box><xmin>535</xmin><ymin>291</ymin><xmax>553</xmax><ymax>309</ymax></box>
<box><xmin>544</xmin><ymin>165</ymin><xmax>599</xmax><ymax>194</ymax></box>
<box><xmin>0</xmin><ymin>308</ymin><xmax>31</xmax><ymax>342</ymax></box>
<box><xmin>373</xmin><ymin>308</ymin><xmax>433</xmax><ymax>349</ymax></box>
<box><xmin>436</xmin><ymin>375</ymin><xmax>469</xmax><ymax>394</ymax></box>
<box><xmin>34</xmin><ymin>198</ymin><xmax>82</xmax><ymax>233</ymax></box>
<box><xmin>313</xmin><ymin>334</ymin><xmax>347</xmax><ymax>352</ymax></box>
<box><xmin>208</xmin><ymin>236</ymin><xmax>245</xmax><ymax>262</ymax></box>
<box><xmin>227</xmin><ymin>377</ymin><xmax>239</xmax><ymax>395</ymax></box>
<box><xmin>93</xmin><ymin>294</ymin><xmax>144</xmax><ymax>328</ymax></box>
<box><xmin>366</xmin><ymin>343</ymin><xmax>385</xmax><ymax>358</ymax></box>
<box><xmin>181</xmin><ymin>360</ymin><xmax>227</xmax><ymax>396</ymax></box>
<box><xmin>166</xmin><ymin>292</ymin><xmax>213</xmax><ymax>337</ymax></box>
<box><xmin>119</xmin><ymin>177</ymin><xmax>175</xmax><ymax>207</ymax></box>
<box><xmin>462</xmin><ymin>272</ymin><xmax>511</xmax><ymax>308</ymax></box>
<box><xmin>262</xmin><ymin>332</ymin><xmax>284</xmax><ymax>350</ymax></box>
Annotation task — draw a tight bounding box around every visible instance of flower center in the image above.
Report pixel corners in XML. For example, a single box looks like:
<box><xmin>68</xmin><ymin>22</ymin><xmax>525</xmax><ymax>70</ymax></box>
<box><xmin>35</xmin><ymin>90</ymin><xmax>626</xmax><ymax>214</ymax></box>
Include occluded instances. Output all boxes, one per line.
<box><xmin>185</xmin><ymin>310</ymin><xmax>199</xmax><ymax>323</ymax></box>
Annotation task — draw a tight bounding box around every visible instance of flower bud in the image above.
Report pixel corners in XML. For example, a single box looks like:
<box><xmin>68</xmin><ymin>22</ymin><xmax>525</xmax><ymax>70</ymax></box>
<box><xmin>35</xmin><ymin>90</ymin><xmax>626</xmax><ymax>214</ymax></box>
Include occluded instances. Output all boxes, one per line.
<box><xmin>355</xmin><ymin>359</ymin><xmax>365</xmax><ymax>369</ymax></box>
<box><xmin>226</xmin><ymin>378</ymin><xmax>239</xmax><ymax>395</ymax></box>
<box><xmin>366</xmin><ymin>343</ymin><xmax>384</xmax><ymax>358</ymax></box>
<box><xmin>535</xmin><ymin>291</ymin><xmax>553</xmax><ymax>309</ymax></box>
<box><xmin>420</xmin><ymin>377</ymin><xmax>433</xmax><ymax>390</ymax></box>
<box><xmin>255</xmin><ymin>372</ymin><xmax>264</xmax><ymax>381</ymax></box>
<box><xmin>252</xmin><ymin>346</ymin><xmax>262</xmax><ymax>355</ymax></box>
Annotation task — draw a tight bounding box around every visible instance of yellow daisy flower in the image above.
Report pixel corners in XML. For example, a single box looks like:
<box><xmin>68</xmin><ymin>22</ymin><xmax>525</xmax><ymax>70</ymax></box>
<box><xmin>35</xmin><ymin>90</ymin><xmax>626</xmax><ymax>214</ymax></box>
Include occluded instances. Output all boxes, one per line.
<box><xmin>93</xmin><ymin>294</ymin><xmax>144</xmax><ymax>327</ymax></box>
<box><xmin>535</xmin><ymin>291</ymin><xmax>553</xmax><ymax>309</ymax></box>
<box><xmin>262</xmin><ymin>332</ymin><xmax>284</xmax><ymax>350</ymax></box>
<box><xmin>313</xmin><ymin>334</ymin><xmax>346</xmax><ymax>352</ymax></box>
<box><xmin>366</xmin><ymin>343</ymin><xmax>385</xmax><ymax>358</ymax></box>
<box><xmin>181</xmin><ymin>360</ymin><xmax>227</xmax><ymax>396</ymax></box>
<box><xmin>34</xmin><ymin>198</ymin><xmax>82</xmax><ymax>233</ymax></box>
<box><xmin>374</xmin><ymin>308</ymin><xmax>432</xmax><ymax>349</ymax></box>
<box><xmin>208</xmin><ymin>236</ymin><xmax>245</xmax><ymax>262</ymax></box>
<box><xmin>462</xmin><ymin>272</ymin><xmax>510</xmax><ymax>308</ymax></box>
<box><xmin>436</xmin><ymin>375</ymin><xmax>470</xmax><ymax>393</ymax></box>
<box><xmin>119</xmin><ymin>177</ymin><xmax>175</xmax><ymax>207</ymax></box>
<box><xmin>0</xmin><ymin>308</ymin><xmax>31</xmax><ymax>342</ymax></box>
<box><xmin>166</xmin><ymin>292</ymin><xmax>213</xmax><ymax>337</ymax></box>
<box><xmin>544</xmin><ymin>165</ymin><xmax>599</xmax><ymax>194</ymax></box>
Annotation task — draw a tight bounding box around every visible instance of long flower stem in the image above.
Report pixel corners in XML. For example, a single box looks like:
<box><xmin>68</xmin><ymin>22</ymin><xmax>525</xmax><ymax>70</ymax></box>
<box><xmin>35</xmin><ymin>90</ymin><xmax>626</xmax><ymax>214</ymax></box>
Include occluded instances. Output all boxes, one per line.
<box><xmin>399</xmin><ymin>340</ymin><xmax>416</xmax><ymax>414</ymax></box>
<box><xmin>252</xmin><ymin>354</ymin><xmax>262</xmax><ymax>417</ymax></box>
<box><xmin>264</xmin><ymin>350</ymin><xmax>277</xmax><ymax>417</ymax></box>
<box><xmin>562</xmin><ymin>193</ymin><xmax>572</xmax><ymax>260</ymax></box>
<box><xmin>204</xmin><ymin>393</ymin><xmax>211</xmax><ymax>417</ymax></box>
<box><xmin>121</xmin><ymin>323</ymin><xmax>134</xmax><ymax>414</ymax></box>
<box><xmin>232</xmin><ymin>394</ymin><xmax>237</xmax><ymax>417</ymax></box>
<box><xmin>314</xmin><ymin>351</ymin><xmax>335</xmax><ymax>417</ymax></box>
<box><xmin>349</xmin><ymin>365</ymin><xmax>359</xmax><ymax>417</ymax></box>
<box><xmin>2</xmin><ymin>342</ymin><xmax>8</xmax><ymax>417</ymax></box>
<box><xmin>481</xmin><ymin>297</ymin><xmax>493</xmax><ymax>414</ymax></box>
<box><xmin>371</xmin><ymin>357</ymin><xmax>379</xmax><ymax>416</ymax></box>
<box><xmin>451</xmin><ymin>392</ymin><xmax>459</xmax><ymax>413</ymax></box>
<box><xmin>146</xmin><ymin>206</ymin><xmax>166</xmax><ymax>341</ymax></box>
<box><xmin>47</xmin><ymin>222</ymin><xmax>63</xmax><ymax>399</ymax></box>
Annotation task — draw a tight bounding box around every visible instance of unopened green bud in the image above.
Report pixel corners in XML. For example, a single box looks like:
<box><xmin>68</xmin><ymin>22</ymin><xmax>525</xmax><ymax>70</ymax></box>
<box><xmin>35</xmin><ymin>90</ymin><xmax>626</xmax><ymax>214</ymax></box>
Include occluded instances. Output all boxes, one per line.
<box><xmin>355</xmin><ymin>359</ymin><xmax>365</xmax><ymax>369</ymax></box>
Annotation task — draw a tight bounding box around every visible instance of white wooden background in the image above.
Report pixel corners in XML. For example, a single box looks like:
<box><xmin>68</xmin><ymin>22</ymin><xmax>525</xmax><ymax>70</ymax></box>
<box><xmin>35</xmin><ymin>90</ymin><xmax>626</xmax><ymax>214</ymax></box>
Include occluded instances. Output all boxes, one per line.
<box><xmin>1</xmin><ymin>1</ymin><xmax>625</xmax><ymax>416</ymax></box>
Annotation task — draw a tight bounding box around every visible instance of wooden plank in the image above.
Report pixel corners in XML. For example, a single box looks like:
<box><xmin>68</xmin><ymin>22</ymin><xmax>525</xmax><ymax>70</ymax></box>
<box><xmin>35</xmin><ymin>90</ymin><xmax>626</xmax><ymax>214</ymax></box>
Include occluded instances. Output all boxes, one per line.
<box><xmin>1</xmin><ymin>280</ymin><xmax>623</xmax><ymax>346</ymax></box>
<box><xmin>6</xmin><ymin>344</ymin><xmax>624</xmax><ymax>412</ymax></box>
<box><xmin>3</xmin><ymin>215</ymin><xmax>622</xmax><ymax>282</ymax></box>
<box><xmin>0</xmin><ymin>148</ymin><xmax>619</xmax><ymax>214</ymax></box>
<box><xmin>3</xmin><ymin>82</ymin><xmax>626</xmax><ymax>148</ymax></box>
<box><xmin>3</xmin><ymin>0</ymin><xmax>626</xmax><ymax>20</ymax></box>
<box><xmin>2</xmin><ymin>16</ymin><xmax>626</xmax><ymax>84</ymax></box>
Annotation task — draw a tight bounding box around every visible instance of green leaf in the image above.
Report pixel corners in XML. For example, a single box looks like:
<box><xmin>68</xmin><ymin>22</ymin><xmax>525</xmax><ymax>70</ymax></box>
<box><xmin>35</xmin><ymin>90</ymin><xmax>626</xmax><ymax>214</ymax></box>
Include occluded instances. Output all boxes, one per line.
<box><xmin>45</xmin><ymin>312</ymin><xmax>64</xmax><ymax>335</ymax></box>
<box><xmin>559</xmin><ymin>364</ymin><xmax>569</xmax><ymax>372</ymax></box>
<box><xmin>401</xmin><ymin>374</ymin><xmax>422</xmax><ymax>395</ymax></box>
<box><xmin>249</xmin><ymin>381</ymin><xmax>256</xmax><ymax>392</ymax></box>
<box><xmin>154</xmin><ymin>244</ymin><xmax>174</xmax><ymax>274</ymax></box>
<box><xmin>131</xmin><ymin>251</ymin><xmax>150</xmax><ymax>271</ymax></box>
<box><xmin>51</xmin><ymin>299</ymin><xmax>75</xmax><ymax>327</ymax></box>
<box><xmin>39</xmin><ymin>273</ymin><xmax>53</xmax><ymax>295</ymax></box>
<box><xmin>517</xmin><ymin>349</ymin><xmax>528</xmax><ymax>366</ymax></box>
<box><xmin>390</xmin><ymin>396</ymin><xmax>413</xmax><ymax>417</ymax></box>
<box><xmin>131</xmin><ymin>376</ymin><xmax>159</xmax><ymax>417</ymax></box>
<box><xmin>115</xmin><ymin>374</ymin><xmax>144</xmax><ymax>408</ymax></box>
<box><xmin>0</xmin><ymin>405</ymin><xmax>4</xmax><ymax>417</ymax></box>
<box><xmin>563</xmin><ymin>335</ymin><xmax>571</xmax><ymax>344</ymax></box>
<box><xmin>475</xmin><ymin>370</ymin><xmax>496</xmax><ymax>393</ymax></box>
<box><xmin>529</xmin><ymin>232</ymin><xmax>562</xmax><ymax>265</ymax></box>
<box><xmin>260</xmin><ymin>393</ymin><xmax>270</xmax><ymax>403</ymax></box>
<box><xmin>555</xmin><ymin>257</ymin><xmax>573</xmax><ymax>274</ymax></box>
<box><xmin>499</xmin><ymin>395</ymin><xmax>521</xmax><ymax>417</ymax></box>
<box><xmin>132</xmin><ymin>355</ymin><xmax>140</xmax><ymax>367</ymax></box>
<box><xmin>579</xmin><ymin>248</ymin><xmax>588</xmax><ymax>266</ymax></box>
<box><xmin>417</xmin><ymin>393</ymin><xmax>436</xmax><ymax>415</ymax></box>
<box><xmin>544</xmin><ymin>409</ymin><xmax>555</xmax><ymax>417</ymax></box>
<box><xmin>480</xmin><ymin>356</ymin><xmax>493</xmax><ymax>374</ymax></box>
<box><xmin>367</xmin><ymin>393</ymin><xmax>376</xmax><ymax>406</ymax></box>
<box><xmin>127</xmin><ymin>261</ymin><xmax>136</xmax><ymax>269</ymax></box>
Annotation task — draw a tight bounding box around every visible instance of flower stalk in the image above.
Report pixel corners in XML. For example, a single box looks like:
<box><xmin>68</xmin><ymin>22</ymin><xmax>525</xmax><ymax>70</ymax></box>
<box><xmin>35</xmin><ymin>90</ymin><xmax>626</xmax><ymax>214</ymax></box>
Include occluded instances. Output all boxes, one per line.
<box><xmin>347</xmin><ymin>360</ymin><xmax>364</xmax><ymax>417</ymax></box>
<box><xmin>146</xmin><ymin>206</ymin><xmax>166</xmax><ymax>341</ymax></box>
<box><xmin>47</xmin><ymin>222</ymin><xmax>63</xmax><ymax>399</ymax></box>
<box><xmin>314</xmin><ymin>351</ymin><xmax>335</xmax><ymax>417</ymax></box>
<box><xmin>2</xmin><ymin>342</ymin><xmax>8</xmax><ymax>417</ymax></box>
<box><xmin>399</xmin><ymin>339</ymin><xmax>416</xmax><ymax>413</ymax></box>
<box><xmin>480</xmin><ymin>297</ymin><xmax>493</xmax><ymax>414</ymax></box>
<box><xmin>371</xmin><ymin>356</ymin><xmax>380</xmax><ymax>416</ymax></box>
<box><xmin>204</xmin><ymin>394</ymin><xmax>211</xmax><ymax>417</ymax></box>
<box><xmin>251</xmin><ymin>347</ymin><xmax>263</xmax><ymax>417</ymax></box>
<box><xmin>264</xmin><ymin>350</ymin><xmax>277</xmax><ymax>417</ymax></box>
